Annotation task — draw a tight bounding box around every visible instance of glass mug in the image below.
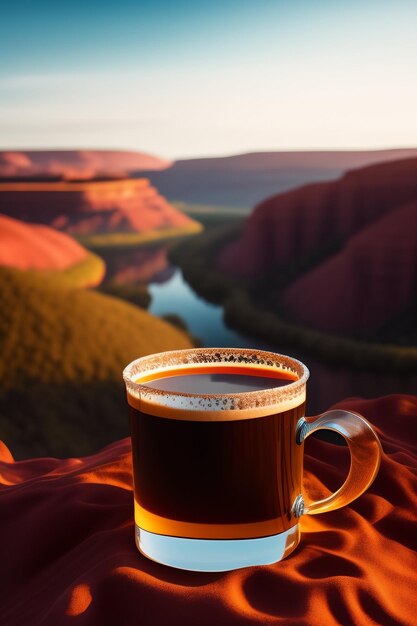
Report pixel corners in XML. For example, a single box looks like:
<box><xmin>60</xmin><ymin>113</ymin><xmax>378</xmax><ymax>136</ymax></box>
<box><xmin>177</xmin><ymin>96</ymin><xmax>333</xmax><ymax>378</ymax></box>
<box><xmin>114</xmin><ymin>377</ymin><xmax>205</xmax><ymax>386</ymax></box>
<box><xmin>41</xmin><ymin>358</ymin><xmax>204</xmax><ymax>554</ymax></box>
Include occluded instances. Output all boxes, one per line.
<box><xmin>123</xmin><ymin>348</ymin><xmax>382</xmax><ymax>572</ymax></box>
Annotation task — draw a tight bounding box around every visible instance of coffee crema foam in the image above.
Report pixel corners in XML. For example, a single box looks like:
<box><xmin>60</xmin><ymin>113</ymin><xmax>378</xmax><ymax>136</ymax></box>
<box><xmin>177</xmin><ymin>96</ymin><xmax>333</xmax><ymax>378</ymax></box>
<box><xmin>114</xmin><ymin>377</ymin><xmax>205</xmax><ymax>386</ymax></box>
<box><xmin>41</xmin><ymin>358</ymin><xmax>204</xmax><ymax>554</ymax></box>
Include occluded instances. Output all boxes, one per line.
<box><xmin>124</xmin><ymin>348</ymin><xmax>308</xmax><ymax>421</ymax></box>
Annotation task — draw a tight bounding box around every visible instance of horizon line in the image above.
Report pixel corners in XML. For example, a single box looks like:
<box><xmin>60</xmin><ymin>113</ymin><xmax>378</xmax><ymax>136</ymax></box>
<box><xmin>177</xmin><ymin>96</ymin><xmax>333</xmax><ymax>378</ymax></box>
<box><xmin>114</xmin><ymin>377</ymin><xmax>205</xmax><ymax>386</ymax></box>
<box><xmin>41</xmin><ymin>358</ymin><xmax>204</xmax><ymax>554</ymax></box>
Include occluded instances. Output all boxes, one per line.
<box><xmin>1</xmin><ymin>145</ymin><xmax>417</xmax><ymax>162</ymax></box>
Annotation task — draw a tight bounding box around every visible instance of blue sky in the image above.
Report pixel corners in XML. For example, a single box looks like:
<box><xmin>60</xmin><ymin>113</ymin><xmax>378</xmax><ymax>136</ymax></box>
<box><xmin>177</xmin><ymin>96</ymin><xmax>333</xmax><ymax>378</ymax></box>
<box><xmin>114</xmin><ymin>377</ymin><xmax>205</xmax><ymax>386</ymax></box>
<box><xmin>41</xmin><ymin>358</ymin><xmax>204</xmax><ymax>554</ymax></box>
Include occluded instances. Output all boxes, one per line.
<box><xmin>1</xmin><ymin>0</ymin><xmax>416</xmax><ymax>158</ymax></box>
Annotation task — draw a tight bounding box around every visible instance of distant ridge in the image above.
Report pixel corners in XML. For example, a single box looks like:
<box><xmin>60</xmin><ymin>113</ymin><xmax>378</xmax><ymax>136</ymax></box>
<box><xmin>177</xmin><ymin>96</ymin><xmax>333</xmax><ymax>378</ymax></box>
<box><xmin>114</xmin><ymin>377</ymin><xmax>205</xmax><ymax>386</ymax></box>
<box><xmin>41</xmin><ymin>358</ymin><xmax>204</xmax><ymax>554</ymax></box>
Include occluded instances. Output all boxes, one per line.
<box><xmin>0</xmin><ymin>150</ymin><xmax>171</xmax><ymax>181</ymax></box>
<box><xmin>174</xmin><ymin>148</ymin><xmax>417</xmax><ymax>170</ymax></box>
<box><xmin>144</xmin><ymin>148</ymin><xmax>417</xmax><ymax>209</ymax></box>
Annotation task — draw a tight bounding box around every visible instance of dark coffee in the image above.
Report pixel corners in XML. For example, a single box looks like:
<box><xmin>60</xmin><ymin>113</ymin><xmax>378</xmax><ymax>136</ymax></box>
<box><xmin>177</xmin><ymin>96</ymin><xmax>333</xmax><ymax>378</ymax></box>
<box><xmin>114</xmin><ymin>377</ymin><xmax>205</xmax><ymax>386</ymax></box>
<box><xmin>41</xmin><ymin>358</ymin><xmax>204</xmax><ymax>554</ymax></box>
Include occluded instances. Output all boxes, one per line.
<box><xmin>142</xmin><ymin>371</ymin><xmax>292</xmax><ymax>394</ymax></box>
<box><xmin>129</xmin><ymin>367</ymin><xmax>305</xmax><ymax>539</ymax></box>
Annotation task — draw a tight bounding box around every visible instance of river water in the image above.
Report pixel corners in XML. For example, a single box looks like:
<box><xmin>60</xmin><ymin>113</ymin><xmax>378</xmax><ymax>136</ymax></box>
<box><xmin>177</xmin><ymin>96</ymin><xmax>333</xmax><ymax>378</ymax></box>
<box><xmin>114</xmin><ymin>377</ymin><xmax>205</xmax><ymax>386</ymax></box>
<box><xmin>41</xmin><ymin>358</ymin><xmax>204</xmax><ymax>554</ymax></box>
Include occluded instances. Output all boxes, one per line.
<box><xmin>103</xmin><ymin>244</ymin><xmax>416</xmax><ymax>415</ymax></box>
<box><xmin>149</xmin><ymin>269</ymin><xmax>266</xmax><ymax>348</ymax></box>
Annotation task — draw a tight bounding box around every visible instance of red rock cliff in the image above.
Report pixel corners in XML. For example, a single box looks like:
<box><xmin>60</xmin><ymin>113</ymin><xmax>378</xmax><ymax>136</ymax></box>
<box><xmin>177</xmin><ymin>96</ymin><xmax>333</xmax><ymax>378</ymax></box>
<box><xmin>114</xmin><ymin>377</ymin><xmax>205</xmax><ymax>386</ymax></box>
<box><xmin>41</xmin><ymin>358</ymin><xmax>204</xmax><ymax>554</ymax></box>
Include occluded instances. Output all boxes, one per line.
<box><xmin>282</xmin><ymin>200</ymin><xmax>417</xmax><ymax>334</ymax></box>
<box><xmin>218</xmin><ymin>158</ymin><xmax>417</xmax><ymax>278</ymax></box>
<box><xmin>0</xmin><ymin>150</ymin><xmax>170</xmax><ymax>180</ymax></box>
<box><xmin>0</xmin><ymin>178</ymin><xmax>198</xmax><ymax>235</ymax></box>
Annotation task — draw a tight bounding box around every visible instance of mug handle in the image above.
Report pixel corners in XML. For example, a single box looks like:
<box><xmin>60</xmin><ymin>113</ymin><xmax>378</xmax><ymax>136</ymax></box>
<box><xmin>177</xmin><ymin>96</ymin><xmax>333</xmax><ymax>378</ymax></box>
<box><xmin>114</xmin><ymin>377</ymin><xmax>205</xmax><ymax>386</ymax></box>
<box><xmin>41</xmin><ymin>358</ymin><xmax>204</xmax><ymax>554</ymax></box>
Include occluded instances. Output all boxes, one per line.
<box><xmin>295</xmin><ymin>410</ymin><xmax>382</xmax><ymax>515</ymax></box>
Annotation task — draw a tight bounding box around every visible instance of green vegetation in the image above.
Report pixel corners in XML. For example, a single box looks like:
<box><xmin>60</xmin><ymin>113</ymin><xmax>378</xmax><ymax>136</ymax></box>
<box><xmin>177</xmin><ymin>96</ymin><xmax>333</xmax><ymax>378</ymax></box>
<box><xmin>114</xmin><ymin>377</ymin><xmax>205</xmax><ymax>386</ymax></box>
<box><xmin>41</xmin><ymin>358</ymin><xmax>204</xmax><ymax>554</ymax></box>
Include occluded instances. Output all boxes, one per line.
<box><xmin>77</xmin><ymin>223</ymin><xmax>203</xmax><ymax>251</ymax></box>
<box><xmin>17</xmin><ymin>251</ymin><xmax>106</xmax><ymax>289</ymax></box>
<box><xmin>169</xmin><ymin>222</ymin><xmax>245</xmax><ymax>303</ymax></box>
<box><xmin>161</xmin><ymin>313</ymin><xmax>189</xmax><ymax>331</ymax></box>
<box><xmin>0</xmin><ymin>266</ymin><xmax>193</xmax><ymax>459</ymax></box>
<box><xmin>224</xmin><ymin>289</ymin><xmax>417</xmax><ymax>372</ymax></box>
<box><xmin>170</xmin><ymin>228</ymin><xmax>417</xmax><ymax>373</ymax></box>
<box><xmin>372</xmin><ymin>298</ymin><xmax>417</xmax><ymax>346</ymax></box>
<box><xmin>51</xmin><ymin>251</ymin><xmax>105</xmax><ymax>287</ymax></box>
<box><xmin>161</xmin><ymin>314</ymin><xmax>202</xmax><ymax>347</ymax></box>
<box><xmin>98</xmin><ymin>281</ymin><xmax>151</xmax><ymax>309</ymax></box>
<box><xmin>172</xmin><ymin>201</ymin><xmax>247</xmax><ymax>227</ymax></box>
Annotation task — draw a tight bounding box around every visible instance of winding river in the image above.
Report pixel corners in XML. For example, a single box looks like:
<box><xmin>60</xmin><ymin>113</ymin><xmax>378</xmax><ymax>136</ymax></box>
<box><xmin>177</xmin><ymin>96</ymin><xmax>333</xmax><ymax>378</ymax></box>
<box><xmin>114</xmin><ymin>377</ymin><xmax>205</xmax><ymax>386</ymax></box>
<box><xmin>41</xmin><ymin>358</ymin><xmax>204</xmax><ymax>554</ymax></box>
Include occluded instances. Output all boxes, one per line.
<box><xmin>103</xmin><ymin>244</ymin><xmax>416</xmax><ymax>415</ymax></box>
<box><xmin>149</xmin><ymin>269</ymin><xmax>266</xmax><ymax>349</ymax></box>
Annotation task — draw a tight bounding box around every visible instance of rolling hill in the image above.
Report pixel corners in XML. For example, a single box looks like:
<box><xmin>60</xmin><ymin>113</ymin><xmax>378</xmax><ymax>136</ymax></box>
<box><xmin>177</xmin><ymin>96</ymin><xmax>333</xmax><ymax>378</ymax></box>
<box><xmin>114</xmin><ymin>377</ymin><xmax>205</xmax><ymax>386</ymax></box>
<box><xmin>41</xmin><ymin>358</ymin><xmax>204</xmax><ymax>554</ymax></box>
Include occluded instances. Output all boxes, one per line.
<box><xmin>0</xmin><ymin>214</ymin><xmax>105</xmax><ymax>286</ymax></box>
<box><xmin>0</xmin><ymin>267</ymin><xmax>193</xmax><ymax>459</ymax></box>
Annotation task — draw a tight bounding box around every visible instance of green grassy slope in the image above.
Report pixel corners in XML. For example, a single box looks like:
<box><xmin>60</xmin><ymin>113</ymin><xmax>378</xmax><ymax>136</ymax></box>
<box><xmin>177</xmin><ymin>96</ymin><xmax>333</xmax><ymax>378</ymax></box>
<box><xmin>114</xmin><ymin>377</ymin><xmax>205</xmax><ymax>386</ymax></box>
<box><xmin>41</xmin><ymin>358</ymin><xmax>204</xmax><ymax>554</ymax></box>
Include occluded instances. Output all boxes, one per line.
<box><xmin>49</xmin><ymin>251</ymin><xmax>105</xmax><ymax>287</ymax></box>
<box><xmin>172</xmin><ymin>201</ymin><xmax>246</xmax><ymax>228</ymax></box>
<box><xmin>0</xmin><ymin>267</ymin><xmax>193</xmax><ymax>459</ymax></box>
<box><xmin>77</xmin><ymin>222</ymin><xmax>203</xmax><ymax>251</ymax></box>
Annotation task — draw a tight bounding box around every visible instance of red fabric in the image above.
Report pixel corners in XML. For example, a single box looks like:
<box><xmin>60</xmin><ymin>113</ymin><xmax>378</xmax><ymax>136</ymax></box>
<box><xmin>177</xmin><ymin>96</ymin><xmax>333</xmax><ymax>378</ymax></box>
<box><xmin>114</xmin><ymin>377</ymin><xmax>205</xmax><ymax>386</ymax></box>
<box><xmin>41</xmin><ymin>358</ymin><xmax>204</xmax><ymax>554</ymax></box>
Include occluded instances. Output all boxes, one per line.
<box><xmin>0</xmin><ymin>395</ymin><xmax>416</xmax><ymax>625</ymax></box>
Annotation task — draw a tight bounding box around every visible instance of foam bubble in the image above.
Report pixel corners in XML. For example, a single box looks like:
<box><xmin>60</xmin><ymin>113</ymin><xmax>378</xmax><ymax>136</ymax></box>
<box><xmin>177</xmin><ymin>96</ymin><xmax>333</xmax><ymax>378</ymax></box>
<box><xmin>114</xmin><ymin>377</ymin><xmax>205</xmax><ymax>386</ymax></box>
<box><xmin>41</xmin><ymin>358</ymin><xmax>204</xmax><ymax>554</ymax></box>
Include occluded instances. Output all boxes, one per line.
<box><xmin>123</xmin><ymin>348</ymin><xmax>309</xmax><ymax>421</ymax></box>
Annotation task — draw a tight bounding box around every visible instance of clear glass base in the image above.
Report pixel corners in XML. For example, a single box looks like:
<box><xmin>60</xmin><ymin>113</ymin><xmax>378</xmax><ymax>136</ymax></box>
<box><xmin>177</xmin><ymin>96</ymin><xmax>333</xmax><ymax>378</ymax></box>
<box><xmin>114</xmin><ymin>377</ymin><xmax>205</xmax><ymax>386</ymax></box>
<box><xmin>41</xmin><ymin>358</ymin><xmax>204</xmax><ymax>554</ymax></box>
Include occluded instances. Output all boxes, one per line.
<box><xmin>135</xmin><ymin>524</ymin><xmax>300</xmax><ymax>572</ymax></box>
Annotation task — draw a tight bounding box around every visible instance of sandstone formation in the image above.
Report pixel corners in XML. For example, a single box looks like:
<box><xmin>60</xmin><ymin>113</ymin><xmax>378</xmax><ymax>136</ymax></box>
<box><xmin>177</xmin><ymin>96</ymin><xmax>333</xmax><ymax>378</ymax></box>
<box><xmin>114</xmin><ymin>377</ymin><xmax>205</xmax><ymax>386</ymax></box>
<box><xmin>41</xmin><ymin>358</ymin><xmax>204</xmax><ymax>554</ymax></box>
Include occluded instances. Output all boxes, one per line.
<box><xmin>0</xmin><ymin>178</ymin><xmax>199</xmax><ymax>235</ymax></box>
<box><xmin>217</xmin><ymin>157</ymin><xmax>417</xmax><ymax>335</ymax></box>
<box><xmin>0</xmin><ymin>150</ymin><xmax>170</xmax><ymax>180</ymax></box>
<box><xmin>282</xmin><ymin>201</ymin><xmax>417</xmax><ymax>335</ymax></box>
<box><xmin>218</xmin><ymin>158</ymin><xmax>417</xmax><ymax>278</ymax></box>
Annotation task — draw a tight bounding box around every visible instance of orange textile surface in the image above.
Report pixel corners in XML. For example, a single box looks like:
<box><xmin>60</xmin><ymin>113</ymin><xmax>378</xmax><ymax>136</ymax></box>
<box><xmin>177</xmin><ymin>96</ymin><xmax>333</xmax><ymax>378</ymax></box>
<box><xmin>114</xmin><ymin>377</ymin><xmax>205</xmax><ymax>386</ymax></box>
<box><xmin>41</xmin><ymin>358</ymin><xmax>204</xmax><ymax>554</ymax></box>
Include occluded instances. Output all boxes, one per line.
<box><xmin>0</xmin><ymin>395</ymin><xmax>416</xmax><ymax>625</ymax></box>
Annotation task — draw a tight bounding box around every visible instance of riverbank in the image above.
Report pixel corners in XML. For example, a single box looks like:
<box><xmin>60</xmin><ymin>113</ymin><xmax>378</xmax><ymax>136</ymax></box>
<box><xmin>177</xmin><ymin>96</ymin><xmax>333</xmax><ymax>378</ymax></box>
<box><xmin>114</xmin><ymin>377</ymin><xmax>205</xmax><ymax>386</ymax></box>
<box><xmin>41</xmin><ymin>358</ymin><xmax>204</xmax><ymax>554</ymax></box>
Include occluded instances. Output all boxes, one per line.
<box><xmin>77</xmin><ymin>222</ymin><xmax>203</xmax><ymax>251</ymax></box>
<box><xmin>170</xmin><ymin>227</ymin><xmax>417</xmax><ymax>373</ymax></box>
